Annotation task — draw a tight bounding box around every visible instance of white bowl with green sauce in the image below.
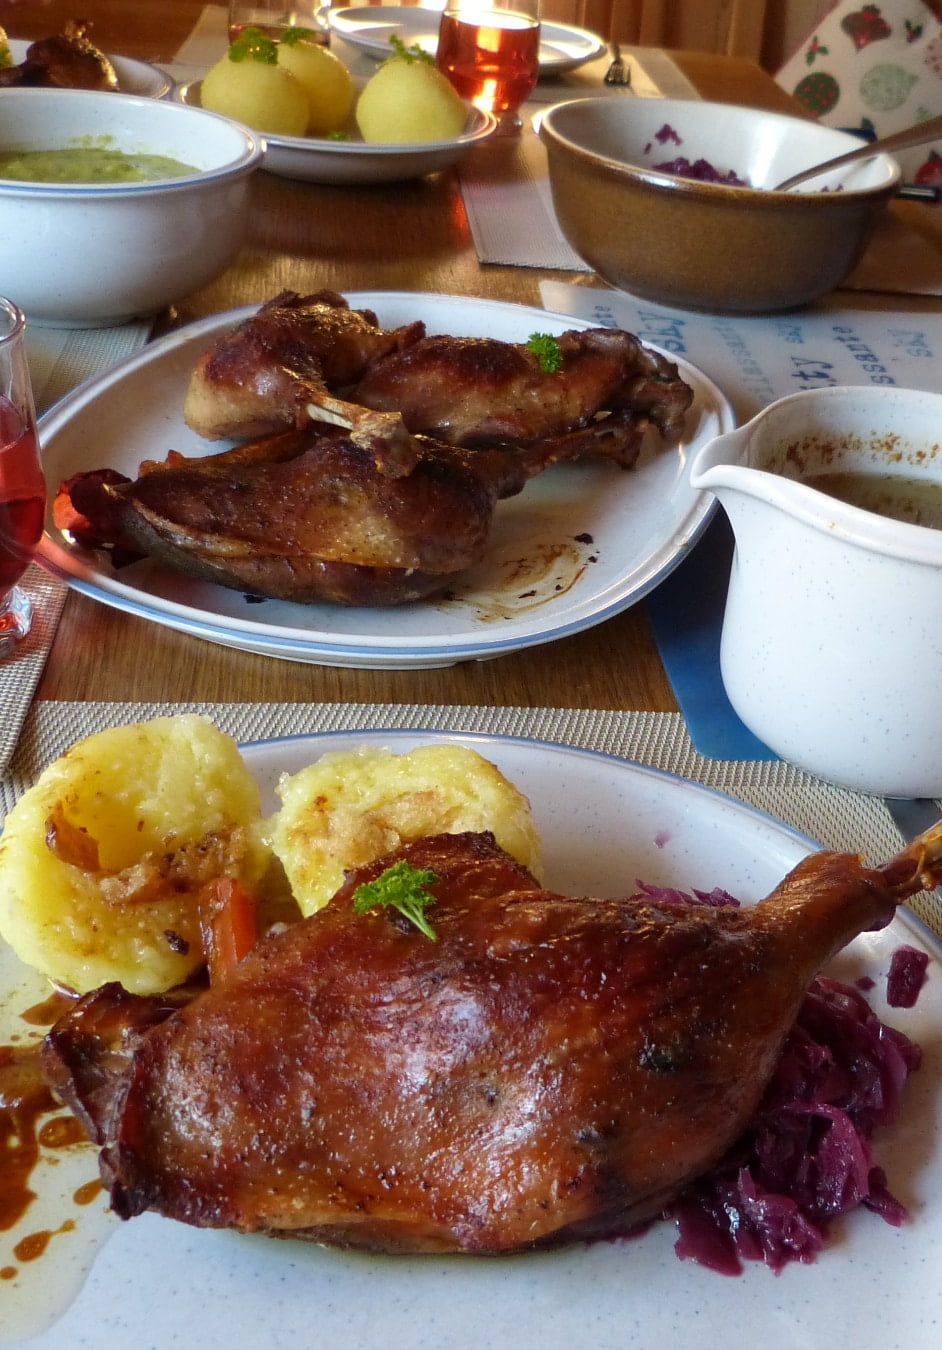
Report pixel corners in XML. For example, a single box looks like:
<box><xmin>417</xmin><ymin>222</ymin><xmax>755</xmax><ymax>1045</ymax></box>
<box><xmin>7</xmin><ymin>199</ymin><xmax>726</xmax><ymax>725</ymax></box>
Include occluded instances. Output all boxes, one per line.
<box><xmin>0</xmin><ymin>88</ymin><xmax>263</xmax><ymax>326</ymax></box>
<box><xmin>0</xmin><ymin>146</ymin><xmax>200</xmax><ymax>184</ymax></box>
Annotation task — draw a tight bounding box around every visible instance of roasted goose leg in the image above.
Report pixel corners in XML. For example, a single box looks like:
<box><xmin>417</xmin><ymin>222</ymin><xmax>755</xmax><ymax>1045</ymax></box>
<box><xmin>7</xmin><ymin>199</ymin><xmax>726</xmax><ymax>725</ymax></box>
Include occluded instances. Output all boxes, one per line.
<box><xmin>0</xmin><ymin>21</ymin><xmax>119</xmax><ymax>90</ymax></box>
<box><xmin>43</xmin><ymin>822</ymin><xmax>942</xmax><ymax>1256</ymax></box>
<box><xmin>182</xmin><ymin>290</ymin><xmax>693</xmax><ymax>461</ymax></box>
<box><xmin>351</xmin><ymin>327</ymin><xmax>693</xmax><ymax>452</ymax></box>
<box><xmin>182</xmin><ymin>290</ymin><xmax>425</xmax><ymax>445</ymax></box>
<box><xmin>64</xmin><ymin>416</ymin><xmax>645</xmax><ymax>606</ymax></box>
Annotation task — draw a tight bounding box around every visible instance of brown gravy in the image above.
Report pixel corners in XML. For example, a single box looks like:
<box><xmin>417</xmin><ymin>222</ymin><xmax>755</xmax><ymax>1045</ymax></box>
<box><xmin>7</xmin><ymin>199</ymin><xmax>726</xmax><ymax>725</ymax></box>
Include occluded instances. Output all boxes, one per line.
<box><xmin>0</xmin><ymin>1042</ymin><xmax>60</xmax><ymax>1232</ymax></box>
<box><xmin>804</xmin><ymin>471</ymin><xmax>942</xmax><ymax>529</ymax></box>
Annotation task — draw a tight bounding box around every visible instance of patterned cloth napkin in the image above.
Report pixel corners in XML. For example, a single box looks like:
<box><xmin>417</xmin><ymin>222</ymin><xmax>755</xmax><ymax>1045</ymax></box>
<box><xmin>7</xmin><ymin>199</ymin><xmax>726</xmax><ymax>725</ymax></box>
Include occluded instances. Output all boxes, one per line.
<box><xmin>776</xmin><ymin>0</ymin><xmax>942</xmax><ymax>180</ymax></box>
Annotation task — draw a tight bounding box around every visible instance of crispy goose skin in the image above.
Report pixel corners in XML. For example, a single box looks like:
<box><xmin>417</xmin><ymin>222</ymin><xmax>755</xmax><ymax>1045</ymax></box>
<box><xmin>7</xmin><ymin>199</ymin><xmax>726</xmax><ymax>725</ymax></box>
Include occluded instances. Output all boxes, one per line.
<box><xmin>42</xmin><ymin>822</ymin><xmax>942</xmax><ymax>1255</ymax></box>
<box><xmin>352</xmin><ymin>327</ymin><xmax>693</xmax><ymax>452</ymax></box>
<box><xmin>182</xmin><ymin>290</ymin><xmax>425</xmax><ymax>449</ymax></box>
<box><xmin>182</xmin><ymin>291</ymin><xmax>693</xmax><ymax>461</ymax></box>
<box><xmin>0</xmin><ymin>21</ymin><xmax>119</xmax><ymax>90</ymax></box>
<box><xmin>66</xmin><ymin>417</ymin><xmax>643</xmax><ymax>606</ymax></box>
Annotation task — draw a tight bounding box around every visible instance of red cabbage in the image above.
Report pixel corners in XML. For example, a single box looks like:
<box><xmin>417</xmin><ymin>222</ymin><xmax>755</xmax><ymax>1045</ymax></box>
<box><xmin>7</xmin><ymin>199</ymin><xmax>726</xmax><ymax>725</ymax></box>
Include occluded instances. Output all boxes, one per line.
<box><xmin>665</xmin><ymin>975</ymin><xmax>920</xmax><ymax>1274</ymax></box>
<box><xmin>887</xmin><ymin>944</ymin><xmax>930</xmax><ymax>1007</ymax></box>
<box><xmin>633</xmin><ymin>885</ymin><xmax>923</xmax><ymax>1274</ymax></box>
<box><xmin>652</xmin><ymin>155</ymin><xmax>747</xmax><ymax>185</ymax></box>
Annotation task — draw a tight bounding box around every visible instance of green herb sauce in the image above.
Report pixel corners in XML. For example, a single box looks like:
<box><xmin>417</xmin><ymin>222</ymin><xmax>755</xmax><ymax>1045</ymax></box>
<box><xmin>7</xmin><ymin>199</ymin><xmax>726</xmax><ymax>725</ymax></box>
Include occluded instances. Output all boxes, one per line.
<box><xmin>0</xmin><ymin>147</ymin><xmax>198</xmax><ymax>183</ymax></box>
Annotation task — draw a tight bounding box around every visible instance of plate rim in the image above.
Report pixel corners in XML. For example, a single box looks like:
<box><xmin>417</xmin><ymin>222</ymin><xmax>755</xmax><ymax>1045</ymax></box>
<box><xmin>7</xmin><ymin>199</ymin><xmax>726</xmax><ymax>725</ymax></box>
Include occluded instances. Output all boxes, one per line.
<box><xmin>36</xmin><ymin>291</ymin><xmax>733</xmax><ymax>665</ymax></box>
<box><xmin>239</xmin><ymin>723</ymin><xmax>824</xmax><ymax>853</ymax></box>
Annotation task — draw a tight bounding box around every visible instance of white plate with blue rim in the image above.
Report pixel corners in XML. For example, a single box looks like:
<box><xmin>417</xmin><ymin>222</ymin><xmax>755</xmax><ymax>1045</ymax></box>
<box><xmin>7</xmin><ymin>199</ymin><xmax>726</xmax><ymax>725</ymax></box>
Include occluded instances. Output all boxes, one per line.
<box><xmin>37</xmin><ymin>292</ymin><xmax>734</xmax><ymax>667</ymax></box>
<box><xmin>2</xmin><ymin>727</ymin><xmax>941</xmax><ymax>1347</ymax></box>
<box><xmin>328</xmin><ymin>5</ymin><xmax>606</xmax><ymax>74</ymax></box>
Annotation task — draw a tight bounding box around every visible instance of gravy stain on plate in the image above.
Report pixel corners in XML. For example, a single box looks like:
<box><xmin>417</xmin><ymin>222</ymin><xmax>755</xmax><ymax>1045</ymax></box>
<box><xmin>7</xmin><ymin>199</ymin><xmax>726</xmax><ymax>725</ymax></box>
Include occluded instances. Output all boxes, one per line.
<box><xmin>0</xmin><ymin>951</ymin><xmax>118</xmax><ymax>1343</ymax></box>
<box><xmin>441</xmin><ymin>533</ymin><xmax>598</xmax><ymax>621</ymax></box>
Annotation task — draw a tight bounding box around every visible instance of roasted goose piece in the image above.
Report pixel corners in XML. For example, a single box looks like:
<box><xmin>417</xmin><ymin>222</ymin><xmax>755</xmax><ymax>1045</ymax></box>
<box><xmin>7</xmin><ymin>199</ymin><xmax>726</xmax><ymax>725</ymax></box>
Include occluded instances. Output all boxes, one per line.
<box><xmin>183</xmin><ymin>290</ymin><xmax>425</xmax><ymax>459</ymax></box>
<box><xmin>351</xmin><ymin>327</ymin><xmax>693</xmax><ymax>451</ymax></box>
<box><xmin>0</xmin><ymin>21</ymin><xmax>118</xmax><ymax>90</ymax></box>
<box><xmin>43</xmin><ymin>822</ymin><xmax>942</xmax><ymax>1256</ymax></box>
<box><xmin>183</xmin><ymin>290</ymin><xmax>693</xmax><ymax>462</ymax></box>
<box><xmin>64</xmin><ymin>417</ymin><xmax>632</xmax><ymax>605</ymax></box>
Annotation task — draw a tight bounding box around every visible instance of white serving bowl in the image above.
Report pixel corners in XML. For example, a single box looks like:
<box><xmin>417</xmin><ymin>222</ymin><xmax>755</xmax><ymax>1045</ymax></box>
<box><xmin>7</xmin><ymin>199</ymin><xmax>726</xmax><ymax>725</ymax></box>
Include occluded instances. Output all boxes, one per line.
<box><xmin>690</xmin><ymin>386</ymin><xmax>942</xmax><ymax>797</ymax></box>
<box><xmin>540</xmin><ymin>98</ymin><xmax>900</xmax><ymax>313</ymax></box>
<box><xmin>0</xmin><ymin>88</ymin><xmax>263</xmax><ymax>327</ymax></box>
<box><xmin>173</xmin><ymin>78</ymin><xmax>496</xmax><ymax>184</ymax></box>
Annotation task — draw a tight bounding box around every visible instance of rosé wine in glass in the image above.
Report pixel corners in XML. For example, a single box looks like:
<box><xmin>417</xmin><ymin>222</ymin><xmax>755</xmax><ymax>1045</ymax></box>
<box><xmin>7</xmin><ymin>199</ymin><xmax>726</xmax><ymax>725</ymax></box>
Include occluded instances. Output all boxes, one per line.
<box><xmin>0</xmin><ymin>298</ymin><xmax>45</xmax><ymax>659</ymax></box>
<box><xmin>227</xmin><ymin>2</ymin><xmax>328</xmax><ymax>43</ymax></box>
<box><xmin>436</xmin><ymin>5</ymin><xmax>540</xmax><ymax>132</ymax></box>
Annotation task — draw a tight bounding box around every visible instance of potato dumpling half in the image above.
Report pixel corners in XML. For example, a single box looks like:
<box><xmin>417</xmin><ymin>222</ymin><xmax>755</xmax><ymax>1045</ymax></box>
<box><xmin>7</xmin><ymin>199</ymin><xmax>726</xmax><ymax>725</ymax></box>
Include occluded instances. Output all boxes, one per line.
<box><xmin>268</xmin><ymin>743</ymin><xmax>542</xmax><ymax>916</ymax></box>
<box><xmin>0</xmin><ymin>716</ymin><xmax>266</xmax><ymax>995</ymax></box>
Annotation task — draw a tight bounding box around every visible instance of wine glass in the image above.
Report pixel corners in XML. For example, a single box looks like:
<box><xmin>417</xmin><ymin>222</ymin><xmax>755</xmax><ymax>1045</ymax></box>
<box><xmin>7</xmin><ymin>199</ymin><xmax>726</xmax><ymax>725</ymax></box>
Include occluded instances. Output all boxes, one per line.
<box><xmin>436</xmin><ymin>1</ymin><xmax>541</xmax><ymax>136</ymax></box>
<box><xmin>0</xmin><ymin>297</ymin><xmax>45</xmax><ymax>661</ymax></box>
<box><xmin>227</xmin><ymin>1</ymin><xmax>329</xmax><ymax>43</ymax></box>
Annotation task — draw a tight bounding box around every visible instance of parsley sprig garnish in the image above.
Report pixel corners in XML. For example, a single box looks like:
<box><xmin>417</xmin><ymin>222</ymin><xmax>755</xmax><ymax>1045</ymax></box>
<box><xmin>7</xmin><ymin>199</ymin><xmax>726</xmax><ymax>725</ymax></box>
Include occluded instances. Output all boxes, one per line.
<box><xmin>385</xmin><ymin>33</ymin><xmax>435</xmax><ymax>66</ymax></box>
<box><xmin>352</xmin><ymin>860</ymin><xmax>440</xmax><ymax>939</ymax></box>
<box><xmin>228</xmin><ymin>26</ymin><xmax>278</xmax><ymax>64</ymax></box>
<box><xmin>527</xmin><ymin>333</ymin><xmax>563</xmax><ymax>373</ymax></box>
<box><xmin>280</xmin><ymin>27</ymin><xmax>320</xmax><ymax>48</ymax></box>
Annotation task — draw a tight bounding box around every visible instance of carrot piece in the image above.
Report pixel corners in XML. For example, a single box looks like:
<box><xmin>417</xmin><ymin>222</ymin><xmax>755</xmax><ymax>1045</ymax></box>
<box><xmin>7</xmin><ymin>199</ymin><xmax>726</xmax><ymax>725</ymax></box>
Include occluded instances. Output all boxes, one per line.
<box><xmin>202</xmin><ymin>877</ymin><xmax>257</xmax><ymax>984</ymax></box>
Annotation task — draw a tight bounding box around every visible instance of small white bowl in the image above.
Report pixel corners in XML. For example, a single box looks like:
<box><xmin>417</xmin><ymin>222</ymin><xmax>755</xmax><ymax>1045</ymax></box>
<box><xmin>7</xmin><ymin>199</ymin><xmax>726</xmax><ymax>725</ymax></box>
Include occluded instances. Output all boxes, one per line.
<box><xmin>0</xmin><ymin>88</ymin><xmax>263</xmax><ymax>327</ymax></box>
<box><xmin>173</xmin><ymin>78</ymin><xmax>497</xmax><ymax>184</ymax></box>
<box><xmin>691</xmin><ymin>386</ymin><xmax>942</xmax><ymax>797</ymax></box>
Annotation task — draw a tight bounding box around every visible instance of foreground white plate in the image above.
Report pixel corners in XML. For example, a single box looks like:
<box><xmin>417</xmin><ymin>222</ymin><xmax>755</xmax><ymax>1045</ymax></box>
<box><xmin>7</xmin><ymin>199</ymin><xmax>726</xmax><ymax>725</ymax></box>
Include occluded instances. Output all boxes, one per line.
<box><xmin>329</xmin><ymin>6</ymin><xmax>606</xmax><ymax>73</ymax></box>
<box><xmin>37</xmin><ymin>292</ymin><xmax>733</xmax><ymax>668</ymax></box>
<box><xmin>6</xmin><ymin>37</ymin><xmax>172</xmax><ymax>100</ymax></box>
<box><xmin>2</xmin><ymin>729</ymin><xmax>940</xmax><ymax>1348</ymax></box>
<box><xmin>174</xmin><ymin>78</ymin><xmax>496</xmax><ymax>183</ymax></box>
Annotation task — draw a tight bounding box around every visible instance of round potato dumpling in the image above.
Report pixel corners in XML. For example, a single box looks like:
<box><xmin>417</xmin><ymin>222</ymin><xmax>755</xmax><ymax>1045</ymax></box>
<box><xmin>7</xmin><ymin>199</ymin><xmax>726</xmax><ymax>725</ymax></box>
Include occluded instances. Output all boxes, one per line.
<box><xmin>355</xmin><ymin>54</ymin><xmax>467</xmax><ymax>144</ymax></box>
<box><xmin>0</xmin><ymin>716</ymin><xmax>266</xmax><ymax>995</ymax></box>
<box><xmin>267</xmin><ymin>743</ymin><xmax>542</xmax><ymax>916</ymax></box>
<box><xmin>201</xmin><ymin>52</ymin><xmax>309</xmax><ymax>135</ymax></box>
<box><xmin>277</xmin><ymin>33</ymin><xmax>354</xmax><ymax>135</ymax></box>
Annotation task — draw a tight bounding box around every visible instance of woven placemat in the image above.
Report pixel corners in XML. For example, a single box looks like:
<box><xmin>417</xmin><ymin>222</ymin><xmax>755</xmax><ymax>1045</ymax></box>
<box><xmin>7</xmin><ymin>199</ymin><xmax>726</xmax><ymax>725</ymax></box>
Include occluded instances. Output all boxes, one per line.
<box><xmin>0</xmin><ymin>567</ymin><xmax>68</xmax><ymax>774</ymax></box>
<box><xmin>3</xmin><ymin>701</ymin><xmax>939</xmax><ymax>939</ymax></box>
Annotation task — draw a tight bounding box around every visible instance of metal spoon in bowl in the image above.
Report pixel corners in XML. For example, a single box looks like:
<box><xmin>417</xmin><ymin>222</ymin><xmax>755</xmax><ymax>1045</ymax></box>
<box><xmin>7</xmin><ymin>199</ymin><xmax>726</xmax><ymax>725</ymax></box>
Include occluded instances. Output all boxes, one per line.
<box><xmin>775</xmin><ymin>112</ymin><xmax>942</xmax><ymax>191</ymax></box>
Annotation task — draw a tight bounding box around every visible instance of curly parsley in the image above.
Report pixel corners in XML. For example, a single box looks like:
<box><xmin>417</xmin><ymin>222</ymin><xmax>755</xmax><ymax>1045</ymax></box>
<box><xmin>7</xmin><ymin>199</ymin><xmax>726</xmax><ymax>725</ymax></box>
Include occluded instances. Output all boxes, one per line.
<box><xmin>228</xmin><ymin>27</ymin><xmax>278</xmax><ymax>64</ymax></box>
<box><xmin>352</xmin><ymin>860</ymin><xmax>440</xmax><ymax>940</ymax></box>
<box><xmin>527</xmin><ymin>333</ymin><xmax>563</xmax><ymax>373</ymax></box>
<box><xmin>280</xmin><ymin>27</ymin><xmax>321</xmax><ymax>48</ymax></box>
<box><xmin>385</xmin><ymin>33</ymin><xmax>435</xmax><ymax>66</ymax></box>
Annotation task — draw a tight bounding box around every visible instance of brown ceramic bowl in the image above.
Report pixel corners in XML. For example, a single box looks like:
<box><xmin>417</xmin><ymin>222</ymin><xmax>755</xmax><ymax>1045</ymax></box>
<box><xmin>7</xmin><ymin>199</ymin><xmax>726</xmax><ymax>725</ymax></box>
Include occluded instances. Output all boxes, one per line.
<box><xmin>539</xmin><ymin>98</ymin><xmax>900</xmax><ymax>314</ymax></box>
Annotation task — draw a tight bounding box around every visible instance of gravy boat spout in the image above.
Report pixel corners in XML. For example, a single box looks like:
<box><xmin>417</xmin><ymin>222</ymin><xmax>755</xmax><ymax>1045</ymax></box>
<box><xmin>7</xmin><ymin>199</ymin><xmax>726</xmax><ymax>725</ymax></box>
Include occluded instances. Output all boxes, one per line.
<box><xmin>689</xmin><ymin>387</ymin><xmax>942</xmax><ymax>798</ymax></box>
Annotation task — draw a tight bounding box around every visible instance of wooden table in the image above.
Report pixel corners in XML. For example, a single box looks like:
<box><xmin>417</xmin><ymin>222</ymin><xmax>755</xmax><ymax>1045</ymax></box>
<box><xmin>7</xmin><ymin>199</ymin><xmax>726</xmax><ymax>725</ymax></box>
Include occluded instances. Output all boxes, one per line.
<box><xmin>5</xmin><ymin>2</ymin><xmax>938</xmax><ymax>712</ymax></box>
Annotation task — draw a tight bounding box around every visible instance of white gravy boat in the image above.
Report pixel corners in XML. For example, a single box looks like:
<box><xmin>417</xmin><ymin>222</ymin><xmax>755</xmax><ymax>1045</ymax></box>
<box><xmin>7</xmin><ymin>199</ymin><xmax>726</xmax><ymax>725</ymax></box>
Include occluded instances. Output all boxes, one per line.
<box><xmin>690</xmin><ymin>386</ymin><xmax>942</xmax><ymax>797</ymax></box>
